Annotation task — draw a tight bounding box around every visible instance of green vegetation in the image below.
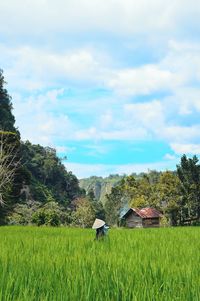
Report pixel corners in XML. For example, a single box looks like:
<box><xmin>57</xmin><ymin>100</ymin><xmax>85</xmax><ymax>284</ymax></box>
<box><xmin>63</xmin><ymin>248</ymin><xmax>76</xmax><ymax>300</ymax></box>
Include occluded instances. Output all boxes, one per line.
<box><xmin>105</xmin><ymin>164</ymin><xmax>200</xmax><ymax>226</ymax></box>
<box><xmin>0</xmin><ymin>226</ymin><xmax>200</xmax><ymax>301</ymax></box>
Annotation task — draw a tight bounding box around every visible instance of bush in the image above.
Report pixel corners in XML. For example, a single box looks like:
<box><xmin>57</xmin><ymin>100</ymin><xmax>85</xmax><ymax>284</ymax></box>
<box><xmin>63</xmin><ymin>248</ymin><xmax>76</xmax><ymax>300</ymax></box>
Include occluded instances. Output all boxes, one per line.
<box><xmin>32</xmin><ymin>209</ymin><xmax>46</xmax><ymax>226</ymax></box>
<box><xmin>160</xmin><ymin>216</ymin><xmax>170</xmax><ymax>227</ymax></box>
<box><xmin>8</xmin><ymin>213</ymin><xmax>28</xmax><ymax>225</ymax></box>
<box><xmin>8</xmin><ymin>203</ymin><xmax>39</xmax><ymax>225</ymax></box>
<box><xmin>44</xmin><ymin>209</ymin><xmax>60</xmax><ymax>226</ymax></box>
<box><xmin>32</xmin><ymin>204</ymin><xmax>61</xmax><ymax>226</ymax></box>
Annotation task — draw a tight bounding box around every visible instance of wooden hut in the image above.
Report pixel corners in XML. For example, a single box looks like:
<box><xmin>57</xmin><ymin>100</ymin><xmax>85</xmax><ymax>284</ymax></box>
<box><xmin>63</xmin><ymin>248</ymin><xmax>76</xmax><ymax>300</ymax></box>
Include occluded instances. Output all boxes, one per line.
<box><xmin>122</xmin><ymin>207</ymin><xmax>162</xmax><ymax>228</ymax></box>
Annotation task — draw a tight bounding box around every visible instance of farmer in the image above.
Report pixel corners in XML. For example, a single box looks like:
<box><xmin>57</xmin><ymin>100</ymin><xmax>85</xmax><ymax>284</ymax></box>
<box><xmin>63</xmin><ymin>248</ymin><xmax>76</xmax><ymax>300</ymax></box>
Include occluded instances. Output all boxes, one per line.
<box><xmin>92</xmin><ymin>218</ymin><xmax>109</xmax><ymax>240</ymax></box>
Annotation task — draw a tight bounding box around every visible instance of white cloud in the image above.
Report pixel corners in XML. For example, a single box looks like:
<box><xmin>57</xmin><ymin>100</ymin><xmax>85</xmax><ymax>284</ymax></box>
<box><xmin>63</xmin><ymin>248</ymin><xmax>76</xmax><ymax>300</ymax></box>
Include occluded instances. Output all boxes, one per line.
<box><xmin>161</xmin><ymin>40</ymin><xmax>200</xmax><ymax>85</ymax></box>
<box><xmin>20</xmin><ymin>113</ymin><xmax>75</xmax><ymax>146</ymax></box>
<box><xmin>163</xmin><ymin>125</ymin><xmax>200</xmax><ymax>144</ymax></box>
<box><xmin>12</xmin><ymin>84</ymin><xmax>200</xmax><ymax>147</ymax></box>
<box><xmin>2</xmin><ymin>37</ymin><xmax>200</xmax><ymax>99</ymax></box>
<box><xmin>65</xmin><ymin>162</ymin><xmax>116</xmax><ymax>178</ymax></box>
<box><xmin>75</xmin><ymin>127</ymin><xmax>99</xmax><ymax>141</ymax></box>
<box><xmin>171</xmin><ymin>143</ymin><xmax>200</xmax><ymax>155</ymax></box>
<box><xmin>124</xmin><ymin>100</ymin><xmax>164</xmax><ymax>132</ymax></box>
<box><xmin>84</xmin><ymin>144</ymin><xmax>109</xmax><ymax>156</ymax></box>
<box><xmin>74</xmin><ymin>127</ymin><xmax>149</xmax><ymax>141</ymax></box>
<box><xmin>164</xmin><ymin>153</ymin><xmax>177</xmax><ymax>160</ymax></box>
<box><xmin>107</xmin><ymin>65</ymin><xmax>182</xmax><ymax>96</ymax></box>
<box><xmin>56</xmin><ymin>146</ymin><xmax>76</xmax><ymax>154</ymax></box>
<box><xmin>163</xmin><ymin>87</ymin><xmax>200</xmax><ymax>116</ymax></box>
<box><xmin>2</xmin><ymin>46</ymin><xmax>104</xmax><ymax>91</ymax></box>
<box><xmin>1</xmin><ymin>1</ymin><xmax>200</xmax><ymax>171</ymax></box>
<box><xmin>99</xmin><ymin>111</ymin><xmax>113</xmax><ymax>129</ymax></box>
<box><xmin>66</xmin><ymin>160</ymin><xmax>177</xmax><ymax>178</ymax></box>
<box><xmin>12</xmin><ymin>90</ymin><xmax>77</xmax><ymax>146</ymax></box>
<box><xmin>1</xmin><ymin>0</ymin><xmax>200</xmax><ymax>37</ymax></box>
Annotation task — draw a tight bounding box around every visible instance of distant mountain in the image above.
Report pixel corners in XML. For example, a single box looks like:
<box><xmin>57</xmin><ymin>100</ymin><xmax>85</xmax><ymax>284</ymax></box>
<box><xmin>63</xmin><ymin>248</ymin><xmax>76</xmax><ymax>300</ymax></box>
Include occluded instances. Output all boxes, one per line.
<box><xmin>79</xmin><ymin>175</ymin><xmax>125</xmax><ymax>204</ymax></box>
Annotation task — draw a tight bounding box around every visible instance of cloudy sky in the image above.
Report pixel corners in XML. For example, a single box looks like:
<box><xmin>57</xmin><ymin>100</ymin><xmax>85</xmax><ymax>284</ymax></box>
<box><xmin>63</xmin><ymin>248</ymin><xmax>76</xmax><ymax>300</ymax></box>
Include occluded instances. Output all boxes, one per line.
<box><xmin>1</xmin><ymin>0</ymin><xmax>200</xmax><ymax>178</ymax></box>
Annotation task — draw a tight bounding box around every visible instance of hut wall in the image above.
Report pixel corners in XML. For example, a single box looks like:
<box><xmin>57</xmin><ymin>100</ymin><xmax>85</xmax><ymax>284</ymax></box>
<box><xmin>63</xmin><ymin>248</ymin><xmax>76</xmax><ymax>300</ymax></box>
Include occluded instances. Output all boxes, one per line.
<box><xmin>142</xmin><ymin>217</ymin><xmax>160</xmax><ymax>228</ymax></box>
<box><xmin>126</xmin><ymin>212</ymin><xmax>143</xmax><ymax>228</ymax></box>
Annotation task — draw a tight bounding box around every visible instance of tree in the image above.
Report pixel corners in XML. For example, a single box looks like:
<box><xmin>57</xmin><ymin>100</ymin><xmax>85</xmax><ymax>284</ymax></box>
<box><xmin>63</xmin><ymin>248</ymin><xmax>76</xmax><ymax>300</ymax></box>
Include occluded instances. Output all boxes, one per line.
<box><xmin>156</xmin><ymin>171</ymin><xmax>182</xmax><ymax>225</ymax></box>
<box><xmin>87</xmin><ymin>188</ymin><xmax>96</xmax><ymax>202</ymax></box>
<box><xmin>93</xmin><ymin>201</ymin><xmax>105</xmax><ymax>220</ymax></box>
<box><xmin>0</xmin><ymin>70</ymin><xmax>18</xmax><ymax>134</ymax></box>
<box><xmin>129</xmin><ymin>195</ymin><xmax>148</xmax><ymax>209</ymax></box>
<box><xmin>129</xmin><ymin>175</ymin><xmax>157</xmax><ymax>208</ymax></box>
<box><xmin>21</xmin><ymin>141</ymin><xmax>83</xmax><ymax>206</ymax></box>
<box><xmin>177</xmin><ymin>155</ymin><xmax>200</xmax><ymax>222</ymax></box>
<box><xmin>8</xmin><ymin>201</ymin><xmax>40</xmax><ymax>225</ymax></box>
<box><xmin>104</xmin><ymin>185</ymin><xmax>124</xmax><ymax>226</ymax></box>
<box><xmin>0</xmin><ymin>131</ymin><xmax>20</xmax><ymax>205</ymax></box>
<box><xmin>86</xmin><ymin>188</ymin><xmax>105</xmax><ymax>220</ymax></box>
<box><xmin>32</xmin><ymin>202</ymin><xmax>63</xmax><ymax>226</ymax></box>
<box><xmin>72</xmin><ymin>197</ymin><xmax>95</xmax><ymax>228</ymax></box>
<box><xmin>0</xmin><ymin>70</ymin><xmax>22</xmax><ymax>224</ymax></box>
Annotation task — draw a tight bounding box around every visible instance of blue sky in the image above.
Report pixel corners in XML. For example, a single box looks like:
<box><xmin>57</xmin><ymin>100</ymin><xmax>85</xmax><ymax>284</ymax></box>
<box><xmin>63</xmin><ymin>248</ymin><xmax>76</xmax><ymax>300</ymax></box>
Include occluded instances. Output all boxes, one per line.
<box><xmin>1</xmin><ymin>0</ymin><xmax>200</xmax><ymax>178</ymax></box>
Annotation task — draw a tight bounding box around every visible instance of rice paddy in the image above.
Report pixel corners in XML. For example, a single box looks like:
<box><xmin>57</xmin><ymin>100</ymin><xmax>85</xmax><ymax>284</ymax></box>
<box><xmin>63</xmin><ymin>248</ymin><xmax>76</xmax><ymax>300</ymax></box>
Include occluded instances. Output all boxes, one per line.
<box><xmin>0</xmin><ymin>226</ymin><xmax>200</xmax><ymax>301</ymax></box>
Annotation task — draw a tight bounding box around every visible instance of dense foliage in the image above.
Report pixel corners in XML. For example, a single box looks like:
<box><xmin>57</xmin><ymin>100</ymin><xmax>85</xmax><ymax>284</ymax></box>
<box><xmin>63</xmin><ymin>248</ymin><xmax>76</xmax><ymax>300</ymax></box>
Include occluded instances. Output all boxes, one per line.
<box><xmin>0</xmin><ymin>70</ymin><xmax>18</xmax><ymax>134</ymax></box>
<box><xmin>20</xmin><ymin>142</ymin><xmax>83</xmax><ymax>204</ymax></box>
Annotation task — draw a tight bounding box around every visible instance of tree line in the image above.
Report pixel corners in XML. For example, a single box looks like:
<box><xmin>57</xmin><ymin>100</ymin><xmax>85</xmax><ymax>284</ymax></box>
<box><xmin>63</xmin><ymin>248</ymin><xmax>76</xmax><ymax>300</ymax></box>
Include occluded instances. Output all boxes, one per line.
<box><xmin>105</xmin><ymin>157</ymin><xmax>200</xmax><ymax>226</ymax></box>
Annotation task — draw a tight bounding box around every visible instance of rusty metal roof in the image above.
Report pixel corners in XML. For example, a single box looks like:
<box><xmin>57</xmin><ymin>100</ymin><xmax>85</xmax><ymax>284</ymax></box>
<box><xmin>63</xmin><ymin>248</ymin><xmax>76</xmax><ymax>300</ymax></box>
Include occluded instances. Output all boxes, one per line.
<box><xmin>137</xmin><ymin>207</ymin><xmax>162</xmax><ymax>218</ymax></box>
<box><xmin>122</xmin><ymin>207</ymin><xmax>162</xmax><ymax>219</ymax></box>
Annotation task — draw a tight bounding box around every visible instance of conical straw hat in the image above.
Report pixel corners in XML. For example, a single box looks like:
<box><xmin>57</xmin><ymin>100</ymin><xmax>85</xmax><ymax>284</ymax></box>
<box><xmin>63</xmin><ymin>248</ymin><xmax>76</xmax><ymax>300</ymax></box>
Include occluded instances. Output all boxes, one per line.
<box><xmin>92</xmin><ymin>218</ymin><xmax>105</xmax><ymax>229</ymax></box>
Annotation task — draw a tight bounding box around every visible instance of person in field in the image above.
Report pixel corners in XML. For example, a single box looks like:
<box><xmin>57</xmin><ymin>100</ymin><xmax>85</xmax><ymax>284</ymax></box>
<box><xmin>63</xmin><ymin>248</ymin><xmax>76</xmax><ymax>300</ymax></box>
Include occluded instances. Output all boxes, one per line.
<box><xmin>92</xmin><ymin>218</ymin><xmax>109</xmax><ymax>240</ymax></box>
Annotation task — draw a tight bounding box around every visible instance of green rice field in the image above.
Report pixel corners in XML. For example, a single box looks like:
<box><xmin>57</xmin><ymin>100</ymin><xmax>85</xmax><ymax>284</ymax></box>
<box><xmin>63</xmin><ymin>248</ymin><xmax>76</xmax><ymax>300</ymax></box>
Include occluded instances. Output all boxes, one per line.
<box><xmin>0</xmin><ymin>226</ymin><xmax>200</xmax><ymax>301</ymax></box>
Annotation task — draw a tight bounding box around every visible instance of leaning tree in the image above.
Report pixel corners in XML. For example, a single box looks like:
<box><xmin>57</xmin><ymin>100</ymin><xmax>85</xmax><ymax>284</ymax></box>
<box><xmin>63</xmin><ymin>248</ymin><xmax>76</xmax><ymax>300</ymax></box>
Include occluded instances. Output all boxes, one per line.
<box><xmin>0</xmin><ymin>131</ymin><xmax>20</xmax><ymax>205</ymax></box>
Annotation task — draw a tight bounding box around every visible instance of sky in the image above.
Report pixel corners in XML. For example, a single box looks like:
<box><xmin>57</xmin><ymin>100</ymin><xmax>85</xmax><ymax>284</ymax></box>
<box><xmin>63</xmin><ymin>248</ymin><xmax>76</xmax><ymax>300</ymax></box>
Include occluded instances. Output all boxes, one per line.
<box><xmin>1</xmin><ymin>0</ymin><xmax>200</xmax><ymax>178</ymax></box>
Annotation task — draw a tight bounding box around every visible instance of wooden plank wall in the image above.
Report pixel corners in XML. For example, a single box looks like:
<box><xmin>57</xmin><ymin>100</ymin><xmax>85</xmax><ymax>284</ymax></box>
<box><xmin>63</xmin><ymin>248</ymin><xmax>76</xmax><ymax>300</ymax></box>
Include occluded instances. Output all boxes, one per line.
<box><xmin>126</xmin><ymin>212</ymin><xmax>143</xmax><ymax>228</ymax></box>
